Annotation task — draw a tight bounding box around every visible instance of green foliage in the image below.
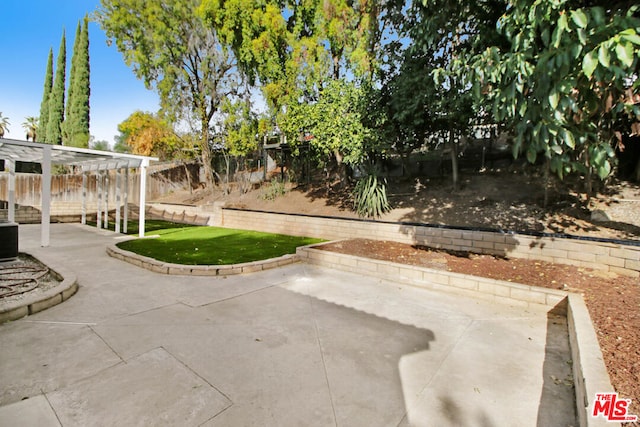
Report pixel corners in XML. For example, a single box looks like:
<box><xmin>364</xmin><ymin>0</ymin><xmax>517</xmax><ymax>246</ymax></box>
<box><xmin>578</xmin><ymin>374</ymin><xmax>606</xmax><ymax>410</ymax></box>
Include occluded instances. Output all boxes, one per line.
<box><xmin>260</xmin><ymin>178</ymin><xmax>287</xmax><ymax>201</ymax></box>
<box><xmin>64</xmin><ymin>16</ymin><xmax>91</xmax><ymax>148</ymax></box>
<box><xmin>113</xmin><ymin>134</ymin><xmax>131</xmax><ymax>154</ymax></box>
<box><xmin>0</xmin><ymin>113</ymin><xmax>10</xmax><ymax>138</ymax></box>
<box><xmin>116</xmin><ymin>225</ymin><xmax>324</xmax><ymax>265</ymax></box>
<box><xmin>63</xmin><ymin>21</ymin><xmax>81</xmax><ymax>145</ymax></box>
<box><xmin>46</xmin><ymin>31</ymin><xmax>66</xmax><ymax>145</ymax></box>
<box><xmin>117</xmin><ymin>111</ymin><xmax>186</xmax><ymax>160</ymax></box>
<box><xmin>89</xmin><ymin>137</ymin><xmax>110</xmax><ymax>151</ymax></box>
<box><xmin>199</xmin><ymin>0</ymin><xmax>381</xmax><ymax>174</ymax></box>
<box><xmin>473</xmin><ymin>1</ymin><xmax>640</xmax><ymax>186</ymax></box>
<box><xmin>22</xmin><ymin>117</ymin><xmax>38</xmax><ymax>141</ymax></box>
<box><xmin>37</xmin><ymin>49</ymin><xmax>53</xmax><ymax>142</ymax></box>
<box><xmin>220</xmin><ymin>97</ymin><xmax>259</xmax><ymax>157</ymax></box>
<box><xmin>377</xmin><ymin>0</ymin><xmax>507</xmax><ymax>189</ymax></box>
<box><xmin>97</xmin><ymin>0</ymin><xmax>244</xmax><ymax>186</ymax></box>
<box><xmin>353</xmin><ymin>172</ymin><xmax>391</xmax><ymax>218</ymax></box>
<box><xmin>282</xmin><ymin>79</ymin><xmax>373</xmax><ymax>167</ymax></box>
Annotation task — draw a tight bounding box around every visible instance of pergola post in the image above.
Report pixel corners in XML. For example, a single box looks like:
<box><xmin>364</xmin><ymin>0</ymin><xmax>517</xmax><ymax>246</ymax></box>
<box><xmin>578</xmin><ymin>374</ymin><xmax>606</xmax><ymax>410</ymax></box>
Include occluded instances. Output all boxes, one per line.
<box><xmin>41</xmin><ymin>146</ymin><xmax>51</xmax><ymax>247</ymax></box>
<box><xmin>115</xmin><ymin>168</ymin><xmax>121</xmax><ymax>234</ymax></box>
<box><xmin>103</xmin><ymin>171</ymin><xmax>109</xmax><ymax>229</ymax></box>
<box><xmin>123</xmin><ymin>167</ymin><xmax>129</xmax><ymax>234</ymax></box>
<box><xmin>138</xmin><ymin>160</ymin><xmax>149</xmax><ymax>238</ymax></box>
<box><xmin>7</xmin><ymin>159</ymin><xmax>15</xmax><ymax>223</ymax></box>
<box><xmin>81</xmin><ymin>171</ymin><xmax>87</xmax><ymax>225</ymax></box>
<box><xmin>96</xmin><ymin>171</ymin><xmax>102</xmax><ymax>230</ymax></box>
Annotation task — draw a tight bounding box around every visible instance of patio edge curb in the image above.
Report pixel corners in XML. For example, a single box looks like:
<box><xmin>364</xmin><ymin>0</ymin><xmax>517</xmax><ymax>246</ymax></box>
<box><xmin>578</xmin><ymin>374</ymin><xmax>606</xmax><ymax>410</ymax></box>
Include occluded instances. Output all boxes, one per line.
<box><xmin>0</xmin><ymin>252</ymin><xmax>79</xmax><ymax>324</ymax></box>
<box><xmin>106</xmin><ymin>244</ymin><xmax>299</xmax><ymax>276</ymax></box>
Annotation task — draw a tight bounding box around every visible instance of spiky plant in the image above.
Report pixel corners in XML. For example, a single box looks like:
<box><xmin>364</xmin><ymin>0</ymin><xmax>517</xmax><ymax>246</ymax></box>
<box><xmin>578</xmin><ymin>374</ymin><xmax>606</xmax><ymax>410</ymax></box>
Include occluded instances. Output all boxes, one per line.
<box><xmin>353</xmin><ymin>172</ymin><xmax>391</xmax><ymax>218</ymax></box>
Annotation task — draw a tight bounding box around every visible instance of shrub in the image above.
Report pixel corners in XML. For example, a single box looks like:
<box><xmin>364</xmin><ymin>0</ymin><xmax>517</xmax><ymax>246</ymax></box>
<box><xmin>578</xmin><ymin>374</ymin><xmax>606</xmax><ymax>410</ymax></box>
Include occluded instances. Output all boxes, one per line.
<box><xmin>353</xmin><ymin>173</ymin><xmax>391</xmax><ymax>218</ymax></box>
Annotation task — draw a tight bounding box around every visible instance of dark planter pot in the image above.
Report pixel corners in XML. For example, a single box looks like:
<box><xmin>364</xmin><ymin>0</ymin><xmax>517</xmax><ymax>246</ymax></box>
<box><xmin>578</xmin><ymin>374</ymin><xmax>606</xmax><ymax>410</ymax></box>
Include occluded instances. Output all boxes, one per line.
<box><xmin>0</xmin><ymin>221</ymin><xmax>18</xmax><ymax>261</ymax></box>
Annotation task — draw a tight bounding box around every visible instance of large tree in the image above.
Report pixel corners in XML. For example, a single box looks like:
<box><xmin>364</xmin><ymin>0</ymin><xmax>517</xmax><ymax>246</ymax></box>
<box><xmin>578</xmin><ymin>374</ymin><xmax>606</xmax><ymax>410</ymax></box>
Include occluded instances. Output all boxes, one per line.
<box><xmin>387</xmin><ymin>0</ymin><xmax>507</xmax><ymax>190</ymax></box>
<box><xmin>46</xmin><ymin>31</ymin><xmax>66</xmax><ymax>145</ymax></box>
<box><xmin>37</xmin><ymin>48</ymin><xmax>54</xmax><ymax>142</ymax></box>
<box><xmin>199</xmin><ymin>0</ymin><xmax>382</xmax><ymax>180</ymax></box>
<box><xmin>63</xmin><ymin>21</ymin><xmax>81</xmax><ymax>145</ymax></box>
<box><xmin>97</xmin><ymin>0</ymin><xmax>243</xmax><ymax>187</ymax></box>
<box><xmin>473</xmin><ymin>1</ymin><xmax>640</xmax><ymax>199</ymax></box>
<box><xmin>63</xmin><ymin>17</ymin><xmax>91</xmax><ymax>147</ymax></box>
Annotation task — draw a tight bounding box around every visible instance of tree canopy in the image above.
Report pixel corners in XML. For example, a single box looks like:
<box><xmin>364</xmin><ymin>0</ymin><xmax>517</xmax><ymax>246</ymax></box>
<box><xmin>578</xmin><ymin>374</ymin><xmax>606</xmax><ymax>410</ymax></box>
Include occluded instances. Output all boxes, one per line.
<box><xmin>37</xmin><ymin>48</ymin><xmax>54</xmax><ymax>142</ymax></box>
<box><xmin>473</xmin><ymin>1</ymin><xmax>640</xmax><ymax>195</ymax></box>
<box><xmin>46</xmin><ymin>31</ymin><xmax>66</xmax><ymax>145</ymax></box>
<box><xmin>117</xmin><ymin>111</ymin><xmax>186</xmax><ymax>160</ymax></box>
<box><xmin>64</xmin><ymin>16</ymin><xmax>91</xmax><ymax>148</ymax></box>
<box><xmin>96</xmin><ymin>0</ymin><xmax>639</xmax><ymax>203</ymax></box>
<box><xmin>98</xmin><ymin>0</ymin><xmax>245</xmax><ymax>187</ymax></box>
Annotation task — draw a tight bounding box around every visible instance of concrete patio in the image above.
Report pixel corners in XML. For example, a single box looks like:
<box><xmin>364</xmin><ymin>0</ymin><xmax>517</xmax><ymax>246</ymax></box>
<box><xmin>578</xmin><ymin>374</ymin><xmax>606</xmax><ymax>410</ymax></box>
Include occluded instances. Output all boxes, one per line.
<box><xmin>0</xmin><ymin>223</ymin><xmax>576</xmax><ymax>426</ymax></box>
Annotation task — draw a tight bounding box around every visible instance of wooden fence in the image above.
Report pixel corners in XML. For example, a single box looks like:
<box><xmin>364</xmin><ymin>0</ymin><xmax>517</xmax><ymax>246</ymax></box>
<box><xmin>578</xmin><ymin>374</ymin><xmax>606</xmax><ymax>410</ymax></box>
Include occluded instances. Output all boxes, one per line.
<box><xmin>0</xmin><ymin>162</ymin><xmax>200</xmax><ymax>207</ymax></box>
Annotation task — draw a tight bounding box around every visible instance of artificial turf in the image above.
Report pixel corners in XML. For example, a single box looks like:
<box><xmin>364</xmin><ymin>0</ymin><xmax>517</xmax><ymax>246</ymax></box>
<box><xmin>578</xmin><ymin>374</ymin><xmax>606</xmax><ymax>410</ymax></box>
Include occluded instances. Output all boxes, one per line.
<box><xmin>87</xmin><ymin>219</ymin><xmax>195</xmax><ymax>235</ymax></box>
<box><xmin>116</xmin><ymin>225</ymin><xmax>324</xmax><ymax>265</ymax></box>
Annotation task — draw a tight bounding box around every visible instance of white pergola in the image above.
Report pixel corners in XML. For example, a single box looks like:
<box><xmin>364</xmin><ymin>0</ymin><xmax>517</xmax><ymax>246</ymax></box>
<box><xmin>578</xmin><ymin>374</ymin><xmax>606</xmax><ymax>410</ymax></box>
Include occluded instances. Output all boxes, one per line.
<box><xmin>0</xmin><ymin>138</ymin><xmax>158</xmax><ymax>246</ymax></box>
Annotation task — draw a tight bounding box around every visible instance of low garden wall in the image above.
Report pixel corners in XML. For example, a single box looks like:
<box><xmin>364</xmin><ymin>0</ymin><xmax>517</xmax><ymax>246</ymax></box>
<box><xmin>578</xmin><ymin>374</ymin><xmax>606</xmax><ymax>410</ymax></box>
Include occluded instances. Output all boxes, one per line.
<box><xmin>216</xmin><ymin>205</ymin><xmax>640</xmax><ymax>278</ymax></box>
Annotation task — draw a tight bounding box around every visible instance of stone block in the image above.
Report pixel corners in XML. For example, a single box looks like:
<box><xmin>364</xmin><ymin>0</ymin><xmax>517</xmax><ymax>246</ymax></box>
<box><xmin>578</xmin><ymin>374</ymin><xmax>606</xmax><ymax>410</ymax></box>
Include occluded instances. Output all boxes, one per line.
<box><xmin>478</xmin><ymin>280</ymin><xmax>511</xmax><ymax>297</ymax></box>
<box><xmin>509</xmin><ymin>287</ymin><xmax>547</xmax><ymax>305</ymax></box>
<box><xmin>625</xmin><ymin>259</ymin><xmax>640</xmax><ymax>272</ymax></box>
<box><xmin>62</xmin><ymin>281</ymin><xmax>79</xmax><ymax>300</ymax></box>
<box><xmin>0</xmin><ymin>306</ymin><xmax>28</xmax><ymax>323</ymax></box>
<box><xmin>442</xmin><ymin>229</ymin><xmax>462</xmax><ymax>239</ymax></box>
<box><xmin>567</xmin><ymin>251</ymin><xmax>597</xmax><ymax>263</ymax></box>
<box><xmin>448</xmin><ymin>275</ymin><xmax>478</xmax><ymax>291</ymax></box>
<box><xmin>377</xmin><ymin>264</ymin><xmax>400</xmax><ymax>277</ymax></box>
<box><xmin>29</xmin><ymin>294</ymin><xmax>63</xmax><ymax>314</ymax></box>
<box><xmin>473</xmin><ymin>240</ymin><xmax>495</xmax><ymax>250</ymax></box>
<box><xmin>241</xmin><ymin>263</ymin><xmax>264</xmax><ymax>274</ymax></box>
<box><xmin>398</xmin><ymin>267</ymin><xmax>424</xmax><ymax>282</ymax></box>
<box><xmin>595</xmin><ymin>254</ymin><xmax>626</xmax><ymax>268</ymax></box>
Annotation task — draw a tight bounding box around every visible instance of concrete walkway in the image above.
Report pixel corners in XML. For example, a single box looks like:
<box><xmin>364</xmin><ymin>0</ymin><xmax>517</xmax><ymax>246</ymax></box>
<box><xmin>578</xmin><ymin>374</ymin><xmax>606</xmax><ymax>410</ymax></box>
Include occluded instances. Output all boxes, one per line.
<box><xmin>0</xmin><ymin>224</ymin><xmax>576</xmax><ymax>426</ymax></box>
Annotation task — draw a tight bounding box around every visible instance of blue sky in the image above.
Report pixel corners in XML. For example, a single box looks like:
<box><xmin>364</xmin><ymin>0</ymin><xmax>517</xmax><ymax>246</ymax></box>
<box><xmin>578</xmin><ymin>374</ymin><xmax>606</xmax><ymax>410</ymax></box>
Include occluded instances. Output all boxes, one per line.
<box><xmin>0</xmin><ymin>1</ymin><xmax>159</xmax><ymax>147</ymax></box>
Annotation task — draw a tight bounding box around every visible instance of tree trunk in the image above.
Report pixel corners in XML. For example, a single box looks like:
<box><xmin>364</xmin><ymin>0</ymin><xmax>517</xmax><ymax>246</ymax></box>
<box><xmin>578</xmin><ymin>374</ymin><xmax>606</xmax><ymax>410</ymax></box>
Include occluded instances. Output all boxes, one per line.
<box><xmin>449</xmin><ymin>131</ymin><xmax>459</xmax><ymax>191</ymax></box>
<box><xmin>333</xmin><ymin>149</ymin><xmax>347</xmax><ymax>188</ymax></box>
<box><xmin>183</xmin><ymin>161</ymin><xmax>193</xmax><ymax>194</ymax></box>
<box><xmin>200</xmin><ymin>117</ymin><xmax>214</xmax><ymax>190</ymax></box>
<box><xmin>544</xmin><ymin>157</ymin><xmax>550</xmax><ymax>208</ymax></box>
<box><xmin>585</xmin><ymin>150</ymin><xmax>593</xmax><ymax>203</ymax></box>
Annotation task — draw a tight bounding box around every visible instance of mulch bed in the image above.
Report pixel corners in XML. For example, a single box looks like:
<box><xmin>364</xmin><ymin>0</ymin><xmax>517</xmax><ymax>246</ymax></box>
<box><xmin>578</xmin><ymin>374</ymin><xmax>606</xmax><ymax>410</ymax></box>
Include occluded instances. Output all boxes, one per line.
<box><xmin>317</xmin><ymin>238</ymin><xmax>640</xmax><ymax>419</ymax></box>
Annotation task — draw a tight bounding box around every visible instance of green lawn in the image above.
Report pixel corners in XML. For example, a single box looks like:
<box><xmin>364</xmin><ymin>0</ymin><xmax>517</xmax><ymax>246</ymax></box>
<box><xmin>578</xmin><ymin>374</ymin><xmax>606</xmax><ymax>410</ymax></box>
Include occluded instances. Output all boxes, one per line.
<box><xmin>116</xmin><ymin>225</ymin><xmax>324</xmax><ymax>265</ymax></box>
<box><xmin>87</xmin><ymin>219</ymin><xmax>196</xmax><ymax>235</ymax></box>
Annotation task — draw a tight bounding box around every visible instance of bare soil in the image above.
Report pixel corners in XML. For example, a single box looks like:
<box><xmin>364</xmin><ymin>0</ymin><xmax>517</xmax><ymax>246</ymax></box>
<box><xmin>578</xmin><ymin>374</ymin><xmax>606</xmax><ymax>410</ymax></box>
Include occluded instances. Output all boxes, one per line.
<box><xmin>154</xmin><ymin>169</ymin><xmax>640</xmax><ymax>418</ymax></box>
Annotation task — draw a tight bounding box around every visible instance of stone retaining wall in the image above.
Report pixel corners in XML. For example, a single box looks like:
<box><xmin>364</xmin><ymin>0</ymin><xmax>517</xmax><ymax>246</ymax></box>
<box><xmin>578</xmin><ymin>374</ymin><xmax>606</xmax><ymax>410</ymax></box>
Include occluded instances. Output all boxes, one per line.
<box><xmin>219</xmin><ymin>206</ymin><xmax>640</xmax><ymax>278</ymax></box>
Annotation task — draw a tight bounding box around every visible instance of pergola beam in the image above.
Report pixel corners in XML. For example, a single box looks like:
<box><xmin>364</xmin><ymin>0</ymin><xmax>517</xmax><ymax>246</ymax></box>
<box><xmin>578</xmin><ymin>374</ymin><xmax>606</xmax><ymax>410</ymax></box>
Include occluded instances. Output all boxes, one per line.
<box><xmin>0</xmin><ymin>138</ymin><xmax>157</xmax><ymax>246</ymax></box>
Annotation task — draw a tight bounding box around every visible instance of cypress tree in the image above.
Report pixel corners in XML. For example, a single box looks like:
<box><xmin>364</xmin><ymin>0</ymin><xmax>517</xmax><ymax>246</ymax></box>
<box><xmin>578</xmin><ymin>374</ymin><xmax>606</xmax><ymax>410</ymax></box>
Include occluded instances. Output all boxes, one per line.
<box><xmin>37</xmin><ymin>48</ymin><xmax>53</xmax><ymax>142</ymax></box>
<box><xmin>62</xmin><ymin>21</ymin><xmax>81</xmax><ymax>145</ymax></box>
<box><xmin>67</xmin><ymin>17</ymin><xmax>90</xmax><ymax>147</ymax></box>
<box><xmin>46</xmin><ymin>30</ymin><xmax>66</xmax><ymax>145</ymax></box>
